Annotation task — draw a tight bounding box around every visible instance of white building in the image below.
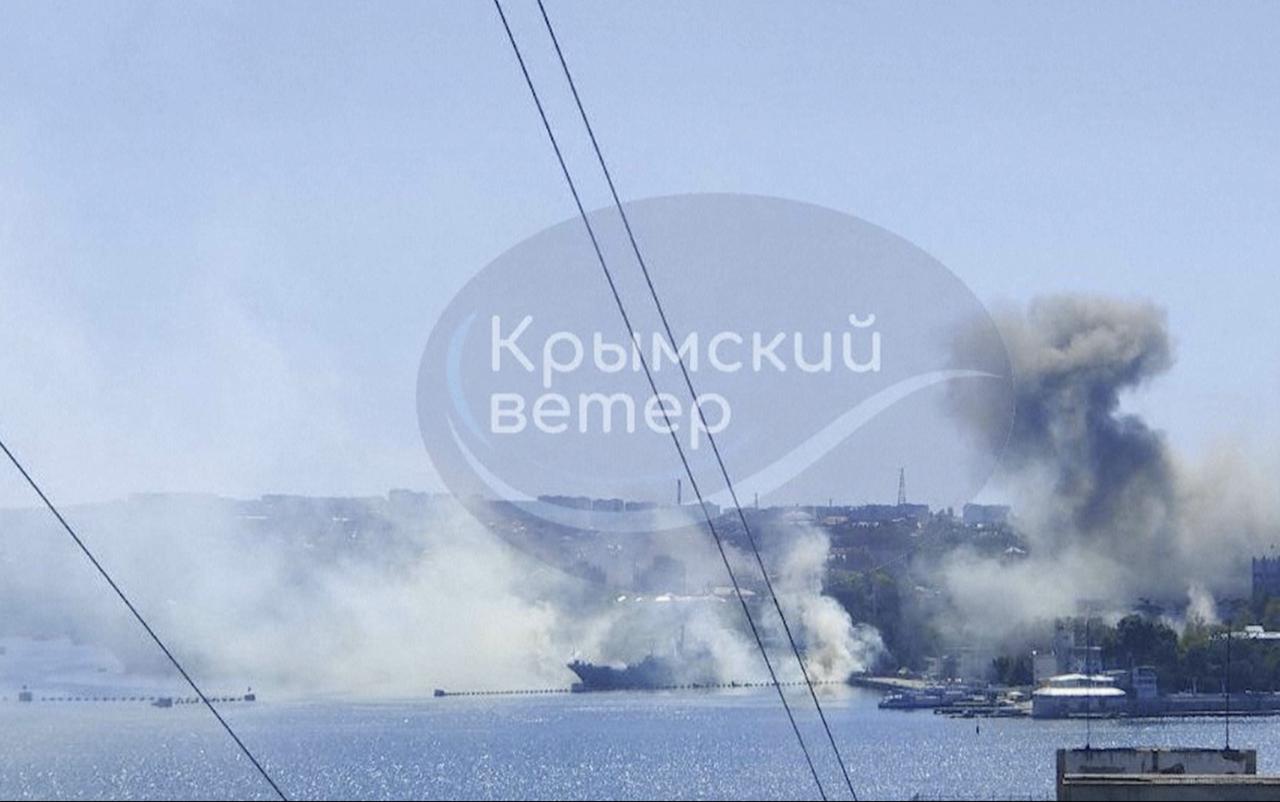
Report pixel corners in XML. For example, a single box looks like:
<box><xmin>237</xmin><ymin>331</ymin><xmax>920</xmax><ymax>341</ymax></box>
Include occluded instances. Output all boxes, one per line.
<box><xmin>1032</xmin><ymin>673</ymin><xmax>1127</xmax><ymax>718</ymax></box>
<box><xmin>1032</xmin><ymin>649</ymin><xmax>1058</xmax><ymax>685</ymax></box>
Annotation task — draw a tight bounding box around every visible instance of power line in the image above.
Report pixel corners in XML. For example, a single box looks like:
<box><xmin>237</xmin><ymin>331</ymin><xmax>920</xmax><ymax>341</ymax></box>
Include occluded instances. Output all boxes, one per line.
<box><xmin>532</xmin><ymin>2</ymin><xmax>858</xmax><ymax>797</ymax></box>
<box><xmin>489</xmin><ymin>2</ymin><xmax>827</xmax><ymax>798</ymax></box>
<box><xmin>0</xmin><ymin>436</ymin><xmax>288</xmax><ymax>801</ymax></box>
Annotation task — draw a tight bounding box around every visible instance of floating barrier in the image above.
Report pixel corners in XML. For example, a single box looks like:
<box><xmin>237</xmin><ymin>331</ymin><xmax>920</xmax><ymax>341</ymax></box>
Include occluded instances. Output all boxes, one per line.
<box><xmin>433</xmin><ymin>679</ymin><xmax>839</xmax><ymax>698</ymax></box>
<box><xmin>12</xmin><ymin>692</ymin><xmax>256</xmax><ymax>705</ymax></box>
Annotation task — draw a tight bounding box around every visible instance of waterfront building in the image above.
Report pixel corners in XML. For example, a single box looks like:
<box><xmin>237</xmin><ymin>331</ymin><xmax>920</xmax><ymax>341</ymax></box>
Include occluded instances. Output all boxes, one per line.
<box><xmin>1031</xmin><ymin>649</ymin><xmax>1057</xmax><ymax>685</ymax></box>
<box><xmin>1253</xmin><ymin>556</ymin><xmax>1280</xmax><ymax>599</ymax></box>
<box><xmin>1031</xmin><ymin>673</ymin><xmax>1127</xmax><ymax>718</ymax></box>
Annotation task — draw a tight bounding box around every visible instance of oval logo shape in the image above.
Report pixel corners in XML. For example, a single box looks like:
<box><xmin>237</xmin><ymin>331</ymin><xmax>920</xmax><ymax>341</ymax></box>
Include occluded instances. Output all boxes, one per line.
<box><xmin>418</xmin><ymin>194</ymin><xmax>1013</xmax><ymax>574</ymax></box>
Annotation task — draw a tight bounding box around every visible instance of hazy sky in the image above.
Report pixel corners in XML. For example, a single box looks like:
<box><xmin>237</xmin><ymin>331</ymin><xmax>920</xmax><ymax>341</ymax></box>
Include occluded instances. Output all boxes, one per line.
<box><xmin>2</xmin><ymin>0</ymin><xmax>1278</xmax><ymax>507</ymax></box>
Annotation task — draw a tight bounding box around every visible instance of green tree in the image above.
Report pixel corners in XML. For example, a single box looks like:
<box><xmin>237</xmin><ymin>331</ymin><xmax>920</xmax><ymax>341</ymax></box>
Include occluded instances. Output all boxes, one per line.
<box><xmin>990</xmin><ymin>654</ymin><xmax>1033</xmax><ymax>686</ymax></box>
<box><xmin>1262</xmin><ymin>598</ymin><xmax>1280</xmax><ymax>631</ymax></box>
<box><xmin>1107</xmin><ymin>615</ymin><xmax>1179</xmax><ymax>682</ymax></box>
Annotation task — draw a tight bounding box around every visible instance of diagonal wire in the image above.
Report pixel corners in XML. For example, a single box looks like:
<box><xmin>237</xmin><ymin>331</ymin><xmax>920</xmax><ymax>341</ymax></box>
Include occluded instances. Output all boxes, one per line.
<box><xmin>0</xmin><ymin>435</ymin><xmax>288</xmax><ymax>801</ymax></box>
<box><xmin>533</xmin><ymin>1</ymin><xmax>858</xmax><ymax>797</ymax></box>
<box><xmin>490</xmin><ymin>1</ymin><xmax>827</xmax><ymax>798</ymax></box>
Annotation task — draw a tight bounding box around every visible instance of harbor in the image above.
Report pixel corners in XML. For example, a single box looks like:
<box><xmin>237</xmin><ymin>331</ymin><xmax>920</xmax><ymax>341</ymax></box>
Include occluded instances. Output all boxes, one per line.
<box><xmin>860</xmin><ymin>669</ymin><xmax>1280</xmax><ymax>721</ymax></box>
<box><xmin>11</xmin><ymin>687</ymin><xmax>1280</xmax><ymax>800</ymax></box>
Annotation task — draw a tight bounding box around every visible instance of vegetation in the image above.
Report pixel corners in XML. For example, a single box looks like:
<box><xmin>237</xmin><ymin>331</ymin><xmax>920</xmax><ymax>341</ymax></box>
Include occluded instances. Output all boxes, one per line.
<box><xmin>990</xmin><ymin>653</ymin><xmax>1033</xmax><ymax>686</ymax></box>
<box><xmin>1000</xmin><ymin>613</ymin><xmax>1280</xmax><ymax>693</ymax></box>
<box><xmin>828</xmin><ymin>560</ymin><xmax>1280</xmax><ymax>692</ymax></box>
<box><xmin>825</xmin><ymin>567</ymin><xmax>942</xmax><ymax>672</ymax></box>
<box><xmin>817</xmin><ymin>515</ymin><xmax>1280</xmax><ymax>694</ymax></box>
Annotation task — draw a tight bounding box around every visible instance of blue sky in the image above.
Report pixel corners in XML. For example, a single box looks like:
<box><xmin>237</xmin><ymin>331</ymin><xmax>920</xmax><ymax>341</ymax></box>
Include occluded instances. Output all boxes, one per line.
<box><xmin>1</xmin><ymin>0</ymin><xmax>1278</xmax><ymax>506</ymax></box>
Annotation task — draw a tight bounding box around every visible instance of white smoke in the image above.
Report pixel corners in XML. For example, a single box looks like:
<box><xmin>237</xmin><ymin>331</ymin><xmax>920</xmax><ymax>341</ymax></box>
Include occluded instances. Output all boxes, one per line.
<box><xmin>1184</xmin><ymin>582</ymin><xmax>1220</xmax><ymax>627</ymax></box>
<box><xmin>0</xmin><ymin>494</ymin><xmax>881</xmax><ymax>697</ymax></box>
<box><xmin>767</xmin><ymin>525</ymin><xmax>884</xmax><ymax>683</ymax></box>
<box><xmin>0</xmin><ymin>498</ymin><xmax>572</xmax><ymax>695</ymax></box>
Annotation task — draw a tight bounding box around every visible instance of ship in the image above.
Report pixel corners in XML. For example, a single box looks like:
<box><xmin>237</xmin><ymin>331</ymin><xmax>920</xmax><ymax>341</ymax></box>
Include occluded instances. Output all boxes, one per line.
<box><xmin>567</xmin><ymin>655</ymin><xmax>681</xmax><ymax>692</ymax></box>
<box><xmin>878</xmin><ymin>683</ymin><xmax>976</xmax><ymax>710</ymax></box>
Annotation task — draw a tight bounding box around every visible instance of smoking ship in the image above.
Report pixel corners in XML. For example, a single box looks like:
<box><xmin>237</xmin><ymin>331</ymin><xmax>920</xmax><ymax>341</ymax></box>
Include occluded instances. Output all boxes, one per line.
<box><xmin>567</xmin><ymin>656</ymin><xmax>680</xmax><ymax>692</ymax></box>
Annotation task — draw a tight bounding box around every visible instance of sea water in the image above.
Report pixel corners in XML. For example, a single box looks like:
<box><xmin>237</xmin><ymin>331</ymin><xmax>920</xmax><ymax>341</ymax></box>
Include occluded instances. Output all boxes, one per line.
<box><xmin>2</xmin><ymin>688</ymin><xmax>1274</xmax><ymax>800</ymax></box>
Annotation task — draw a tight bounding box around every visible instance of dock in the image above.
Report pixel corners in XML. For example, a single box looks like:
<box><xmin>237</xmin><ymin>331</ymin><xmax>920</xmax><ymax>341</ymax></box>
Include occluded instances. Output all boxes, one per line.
<box><xmin>846</xmin><ymin>675</ymin><xmax>927</xmax><ymax>693</ymax></box>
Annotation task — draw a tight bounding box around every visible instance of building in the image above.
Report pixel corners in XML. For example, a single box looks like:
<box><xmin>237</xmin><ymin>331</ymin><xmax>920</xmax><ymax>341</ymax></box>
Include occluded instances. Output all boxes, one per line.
<box><xmin>1038</xmin><ymin>621</ymin><xmax>1103</xmax><ymax>676</ymax></box>
<box><xmin>1231</xmin><ymin>625</ymin><xmax>1280</xmax><ymax>641</ymax></box>
<box><xmin>1031</xmin><ymin>649</ymin><xmax>1058</xmax><ymax>686</ymax></box>
<box><xmin>846</xmin><ymin>503</ymin><xmax>930</xmax><ymax>525</ymax></box>
<box><xmin>1131</xmin><ymin>665</ymin><xmax>1159</xmax><ymax>701</ymax></box>
<box><xmin>954</xmin><ymin>648</ymin><xmax>993</xmax><ymax>681</ymax></box>
<box><xmin>537</xmin><ymin>495</ymin><xmax>593</xmax><ymax>510</ymax></box>
<box><xmin>1070</xmin><ymin>644</ymin><xmax>1103</xmax><ymax>674</ymax></box>
<box><xmin>1254</xmin><ymin>556</ymin><xmax>1280</xmax><ymax>600</ymax></box>
<box><xmin>681</xmin><ymin>501</ymin><xmax>720</xmax><ymax>518</ymax></box>
<box><xmin>962</xmin><ymin>503</ymin><xmax>1011</xmax><ymax>528</ymax></box>
<box><xmin>1056</xmin><ymin>748</ymin><xmax>1272</xmax><ymax>801</ymax></box>
<box><xmin>1031</xmin><ymin>674</ymin><xmax>1127</xmax><ymax>718</ymax></box>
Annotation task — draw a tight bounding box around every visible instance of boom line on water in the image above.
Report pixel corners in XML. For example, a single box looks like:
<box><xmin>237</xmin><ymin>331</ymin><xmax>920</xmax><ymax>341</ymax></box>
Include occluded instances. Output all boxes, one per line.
<box><xmin>0</xmin><ymin>436</ymin><xmax>288</xmax><ymax>801</ymax></box>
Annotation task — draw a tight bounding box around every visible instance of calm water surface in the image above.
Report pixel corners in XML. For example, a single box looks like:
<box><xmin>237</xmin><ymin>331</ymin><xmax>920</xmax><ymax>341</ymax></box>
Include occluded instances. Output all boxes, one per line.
<box><xmin>2</xmin><ymin>688</ymin><xmax>1274</xmax><ymax>800</ymax></box>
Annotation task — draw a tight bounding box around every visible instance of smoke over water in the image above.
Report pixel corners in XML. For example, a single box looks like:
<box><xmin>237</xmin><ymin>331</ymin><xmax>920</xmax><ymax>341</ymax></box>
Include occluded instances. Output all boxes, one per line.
<box><xmin>946</xmin><ymin>294</ymin><xmax>1280</xmax><ymax>635</ymax></box>
<box><xmin>0</xmin><ymin>495</ymin><xmax>879</xmax><ymax>697</ymax></box>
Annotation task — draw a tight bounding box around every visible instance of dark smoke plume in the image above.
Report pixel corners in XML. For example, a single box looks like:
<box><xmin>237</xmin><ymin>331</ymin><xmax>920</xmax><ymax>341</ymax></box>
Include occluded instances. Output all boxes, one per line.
<box><xmin>986</xmin><ymin>296</ymin><xmax>1176</xmax><ymax>551</ymax></box>
<box><xmin>944</xmin><ymin>294</ymin><xmax>1278</xmax><ymax>630</ymax></box>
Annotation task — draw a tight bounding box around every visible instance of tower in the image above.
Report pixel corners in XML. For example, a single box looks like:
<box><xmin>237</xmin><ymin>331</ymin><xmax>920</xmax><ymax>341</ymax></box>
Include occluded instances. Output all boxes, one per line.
<box><xmin>896</xmin><ymin>467</ymin><xmax>907</xmax><ymax>506</ymax></box>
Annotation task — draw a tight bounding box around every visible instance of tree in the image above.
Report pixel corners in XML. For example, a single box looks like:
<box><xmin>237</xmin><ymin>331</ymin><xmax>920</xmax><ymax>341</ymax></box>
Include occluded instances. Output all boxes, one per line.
<box><xmin>1108</xmin><ymin>615</ymin><xmax>1179</xmax><ymax>681</ymax></box>
<box><xmin>990</xmin><ymin>654</ymin><xmax>1033</xmax><ymax>686</ymax></box>
<box><xmin>1262</xmin><ymin>598</ymin><xmax>1280</xmax><ymax>631</ymax></box>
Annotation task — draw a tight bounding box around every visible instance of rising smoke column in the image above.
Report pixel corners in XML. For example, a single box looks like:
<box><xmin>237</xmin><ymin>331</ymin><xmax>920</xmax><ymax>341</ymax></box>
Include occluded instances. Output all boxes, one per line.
<box><xmin>990</xmin><ymin>295</ymin><xmax>1177</xmax><ymax>550</ymax></box>
<box><xmin>768</xmin><ymin>525</ymin><xmax>884</xmax><ymax>682</ymax></box>
<box><xmin>949</xmin><ymin>294</ymin><xmax>1280</xmax><ymax>614</ymax></box>
<box><xmin>948</xmin><ymin>295</ymin><xmax>1184</xmax><ymax>609</ymax></box>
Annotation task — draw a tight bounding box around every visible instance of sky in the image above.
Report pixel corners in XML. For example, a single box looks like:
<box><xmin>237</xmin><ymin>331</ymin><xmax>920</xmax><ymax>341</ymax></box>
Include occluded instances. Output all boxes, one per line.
<box><xmin>1</xmin><ymin>0</ymin><xmax>1278</xmax><ymax>508</ymax></box>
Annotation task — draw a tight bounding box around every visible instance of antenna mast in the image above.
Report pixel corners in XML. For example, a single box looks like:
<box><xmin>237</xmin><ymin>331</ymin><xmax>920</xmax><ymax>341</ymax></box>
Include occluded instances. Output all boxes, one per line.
<box><xmin>1225</xmin><ymin>625</ymin><xmax>1232</xmax><ymax>750</ymax></box>
<box><xmin>1085</xmin><ymin>611</ymin><xmax>1093</xmax><ymax>750</ymax></box>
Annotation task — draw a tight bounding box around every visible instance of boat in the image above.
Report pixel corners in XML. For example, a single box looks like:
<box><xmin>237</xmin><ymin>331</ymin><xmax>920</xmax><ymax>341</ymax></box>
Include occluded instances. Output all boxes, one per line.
<box><xmin>567</xmin><ymin>656</ymin><xmax>680</xmax><ymax>692</ymax></box>
<box><xmin>878</xmin><ymin>684</ymin><xmax>971</xmax><ymax>710</ymax></box>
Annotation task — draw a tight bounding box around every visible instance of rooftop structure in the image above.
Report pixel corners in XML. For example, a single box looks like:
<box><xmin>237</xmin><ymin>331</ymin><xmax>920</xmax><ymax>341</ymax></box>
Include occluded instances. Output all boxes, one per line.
<box><xmin>1032</xmin><ymin>674</ymin><xmax>1126</xmax><ymax>718</ymax></box>
<box><xmin>1057</xmin><ymin>747</ymin><xmax>1268</xmax><ymax>801</ymax></box>
<box><xmin>1232</xmin><ymin>625</ymin><xmax>1280</xmax><ymax>641</ymax></box>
